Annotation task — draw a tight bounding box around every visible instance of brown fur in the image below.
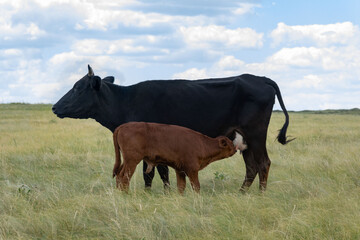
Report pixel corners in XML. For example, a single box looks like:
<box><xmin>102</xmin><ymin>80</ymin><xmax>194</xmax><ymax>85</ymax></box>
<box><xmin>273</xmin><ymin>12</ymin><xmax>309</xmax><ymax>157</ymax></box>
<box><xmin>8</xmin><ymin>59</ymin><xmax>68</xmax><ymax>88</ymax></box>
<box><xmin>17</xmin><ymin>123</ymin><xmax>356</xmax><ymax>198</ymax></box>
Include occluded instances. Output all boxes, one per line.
<box><xmin>112</xmin><ymin>122</ymin><xmax>236</xmax><ymax>193</ymax></box>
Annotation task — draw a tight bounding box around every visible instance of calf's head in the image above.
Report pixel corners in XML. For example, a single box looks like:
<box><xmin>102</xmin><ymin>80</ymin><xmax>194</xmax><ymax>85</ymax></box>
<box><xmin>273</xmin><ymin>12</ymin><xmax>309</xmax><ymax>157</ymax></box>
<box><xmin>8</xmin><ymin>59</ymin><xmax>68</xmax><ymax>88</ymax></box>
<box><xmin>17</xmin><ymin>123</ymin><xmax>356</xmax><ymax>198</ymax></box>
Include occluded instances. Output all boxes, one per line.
<box><xmin>217</xmin><ymin>136</ymin><xmax>237</xmax><ymax>158</ymax></box>
<box><xmin>52</xmin><ymin>65</ymin><xmax>114</xmax><ymax>119</ymax></box>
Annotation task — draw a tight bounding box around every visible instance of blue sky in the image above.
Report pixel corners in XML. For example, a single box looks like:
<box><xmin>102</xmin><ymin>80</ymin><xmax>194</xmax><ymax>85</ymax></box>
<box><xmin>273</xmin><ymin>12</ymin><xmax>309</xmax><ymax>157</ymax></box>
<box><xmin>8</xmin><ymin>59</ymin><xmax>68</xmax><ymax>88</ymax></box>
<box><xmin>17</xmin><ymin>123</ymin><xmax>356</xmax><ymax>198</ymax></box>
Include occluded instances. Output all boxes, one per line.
<box><xmin>0</xmin><ymin>0</ymin><xmax>359</xmax><ymax>110</ymax></box>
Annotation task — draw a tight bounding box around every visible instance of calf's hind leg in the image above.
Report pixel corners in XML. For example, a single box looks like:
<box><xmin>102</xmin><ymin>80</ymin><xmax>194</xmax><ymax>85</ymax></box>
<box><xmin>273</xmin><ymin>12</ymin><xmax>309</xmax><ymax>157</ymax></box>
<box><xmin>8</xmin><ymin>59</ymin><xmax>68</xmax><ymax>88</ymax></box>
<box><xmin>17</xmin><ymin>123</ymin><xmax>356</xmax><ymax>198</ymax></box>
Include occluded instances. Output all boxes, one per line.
<box><xmin>117</xmin><ymin>158</ymin><xmax>141</xmax><ymax>191</ymax></box>
<box><xmin>175</xmin><ymin>170</ymin><xmax>186</xmax><ymax>194</ymax></box>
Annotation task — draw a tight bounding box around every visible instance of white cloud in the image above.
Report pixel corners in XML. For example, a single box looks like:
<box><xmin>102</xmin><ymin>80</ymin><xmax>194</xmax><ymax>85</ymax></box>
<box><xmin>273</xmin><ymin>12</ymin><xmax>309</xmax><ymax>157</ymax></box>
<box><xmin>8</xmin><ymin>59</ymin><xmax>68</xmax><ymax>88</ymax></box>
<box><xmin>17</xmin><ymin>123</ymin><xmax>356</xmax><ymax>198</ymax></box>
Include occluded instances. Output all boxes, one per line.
<box><xmin>267</xmin><ymin>46</ymin><xmax>360</xmax><ymax>72</ymax></box>
<box><xmin>291</xmin><ymin>74</ymin><xmax>323</xmax><ymax>89</ymax></box>
<box><xmin>81</xmin><ymin>9</ymin><xmax>172</xmax><ymax>30</ymax></box>
<box><xmin>172</xmin><ymin>68</ymin><xmax>208</xmax><ymax>80</ymax></box>
<box><xmin>8</xmin><ymin>82</ymin><xmax>61</xmax><ymax>102</ymax></box>
<box><xmin>49</xmin><ymin>51</ymin><xmax>83</xmax><ymax>67</ymax></box>
<box><xmin>71</xmin><ymin>1</ymin><xmax>211</xmax><ymax>31</ymax></box>
<box><xmin>215</xmin><ymin>55</ymin><xmax>245</xmax><ymax>70</ymax></box>
<box><xmin>32</xmin><ymin>0</ymin><xmax>139</xmax><ymax>8</ymax></box>
<box><xmin>0</xmin><ymin>1</ymin><xmax>47</xmax><ymax>41</ymax></box>
<box><xmin>233</xmin><ymin>3</ymin><xmax>261</xmax><ymax>15</ymax></box>
<box><xmin>47</xmin><ymin>48</ymin><xmax>148</xmax><ymax>87</ymax></box>
<box><xmin>72</xmin><ymin>39</ymin><xmax>147</xmax><ymax>55</ymax></box>
<box><xmin>25</xmin><ymin>22</ymin><xmax>46</xmax><ymax>40</ymax></box>
<box><xmin>1</xmin><ymin>48</ymin><xmax>22</xmax><ymax>57</ymax></box>
<box><xmin>49</xmin><ymin>51</ymin><xmax>127</xmax><ymax>74</ymax></box>
<box><xmin>180</xmin><ymin>25</ymin><xmax>263</xmax><ymax>49</ymax></box>
<box><xmin>269</xmin><ymin>47</ymin><xmax>323</xmax><ymax>67</ymax></box>
<box><xmin>271</xmin><ymin>22</ymin><xmax>359</xmax><ymax>47</ymax></box>
<box><xmin>0</xmin><ymin>20</ymin><xmax>46</xmax><ymax>41</ymax></box>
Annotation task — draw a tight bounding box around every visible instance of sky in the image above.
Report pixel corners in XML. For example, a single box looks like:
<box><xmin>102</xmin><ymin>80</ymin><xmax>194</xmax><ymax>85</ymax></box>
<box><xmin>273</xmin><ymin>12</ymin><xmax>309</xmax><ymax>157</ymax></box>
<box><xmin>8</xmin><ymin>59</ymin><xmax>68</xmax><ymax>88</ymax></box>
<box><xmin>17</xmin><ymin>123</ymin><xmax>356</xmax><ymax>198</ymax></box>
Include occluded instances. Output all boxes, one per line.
<box><xmin>0</xmin><ymin>0</ymin><xmax>360</xmax><ymax>110</ymax></box>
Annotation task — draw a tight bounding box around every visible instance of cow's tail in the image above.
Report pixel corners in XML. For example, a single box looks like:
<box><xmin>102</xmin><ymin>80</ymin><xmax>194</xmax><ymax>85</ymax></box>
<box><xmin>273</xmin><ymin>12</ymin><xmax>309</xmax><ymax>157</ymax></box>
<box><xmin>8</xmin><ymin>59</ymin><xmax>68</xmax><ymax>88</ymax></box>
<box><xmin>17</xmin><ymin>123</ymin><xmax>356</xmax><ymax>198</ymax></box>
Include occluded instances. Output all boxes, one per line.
<box><xmin>266</xmin><ymin>79</ymin><xmax>294</xmax><ymax>145</ymax></box>
<box><xmin>112</xmin><ymin>128</ymin><xmax>122</xmax><ymax>177</ymax></box>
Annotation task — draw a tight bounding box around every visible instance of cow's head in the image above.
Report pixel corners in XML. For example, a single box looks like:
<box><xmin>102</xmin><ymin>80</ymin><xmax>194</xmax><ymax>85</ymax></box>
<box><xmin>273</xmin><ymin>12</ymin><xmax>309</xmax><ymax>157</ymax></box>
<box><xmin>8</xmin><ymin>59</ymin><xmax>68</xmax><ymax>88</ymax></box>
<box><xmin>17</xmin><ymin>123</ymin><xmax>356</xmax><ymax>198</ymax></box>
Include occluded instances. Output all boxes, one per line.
<box><xmin>52</xmin><ymin>65</ymin><xmax>114</xmax><ymax>119</ymax></box>
<box><xmin>217</xmin><ymin>136</ymin><xmax>237</xmax><ymax>157</ymax></box>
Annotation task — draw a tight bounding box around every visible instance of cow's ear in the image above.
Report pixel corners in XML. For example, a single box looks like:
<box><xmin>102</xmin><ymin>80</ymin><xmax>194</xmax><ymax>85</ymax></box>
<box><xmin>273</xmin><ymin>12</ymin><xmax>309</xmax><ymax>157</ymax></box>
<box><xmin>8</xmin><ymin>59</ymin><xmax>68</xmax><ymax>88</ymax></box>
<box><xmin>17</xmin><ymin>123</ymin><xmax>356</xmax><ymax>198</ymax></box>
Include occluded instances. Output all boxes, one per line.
<box><xmin>102</xmin><ymin>76</ymin><xmax>114</xmax><ymax>83</ymax></box>
<box><xmin>218</xmin><ymin>137</ymin><xmax>228</xmax><ymax>148</ymax></box>
<box><xmin>91</xmin><ymin>76</ymin><xmax>102</xmax><ymax>90</ymax></box>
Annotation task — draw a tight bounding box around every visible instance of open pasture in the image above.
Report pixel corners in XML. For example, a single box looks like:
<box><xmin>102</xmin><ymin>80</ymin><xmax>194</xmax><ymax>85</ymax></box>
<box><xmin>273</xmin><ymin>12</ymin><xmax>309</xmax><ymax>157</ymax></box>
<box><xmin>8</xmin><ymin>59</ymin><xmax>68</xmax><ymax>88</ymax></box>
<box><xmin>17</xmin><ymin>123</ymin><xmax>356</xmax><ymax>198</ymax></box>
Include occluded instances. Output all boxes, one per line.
<box><xmin>0</xmin><ymin>104</ymin><xmax>359</xmax><ymax>239</ymax></box>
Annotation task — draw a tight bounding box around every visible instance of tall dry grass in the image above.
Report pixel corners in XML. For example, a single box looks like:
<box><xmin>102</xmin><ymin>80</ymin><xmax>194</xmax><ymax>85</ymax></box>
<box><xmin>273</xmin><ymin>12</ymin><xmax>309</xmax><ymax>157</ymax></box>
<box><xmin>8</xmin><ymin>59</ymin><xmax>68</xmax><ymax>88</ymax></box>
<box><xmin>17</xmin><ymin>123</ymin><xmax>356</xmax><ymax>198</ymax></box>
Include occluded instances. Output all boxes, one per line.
<box><xmin>0</xmin><ymin>104</ymin><xmax>359</xmax><ymax>239</ymax></box>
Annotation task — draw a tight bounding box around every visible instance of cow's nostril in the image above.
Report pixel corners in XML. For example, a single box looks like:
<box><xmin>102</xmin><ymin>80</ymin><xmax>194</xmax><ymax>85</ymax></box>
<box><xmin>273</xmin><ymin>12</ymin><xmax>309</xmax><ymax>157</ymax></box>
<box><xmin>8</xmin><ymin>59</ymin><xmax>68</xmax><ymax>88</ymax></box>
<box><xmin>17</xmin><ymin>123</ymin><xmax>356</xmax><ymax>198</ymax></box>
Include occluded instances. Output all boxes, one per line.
<box><xmin>52</xmin><ymin>106</ymin><xmax>56</xmax><ymax>112</ymax></box>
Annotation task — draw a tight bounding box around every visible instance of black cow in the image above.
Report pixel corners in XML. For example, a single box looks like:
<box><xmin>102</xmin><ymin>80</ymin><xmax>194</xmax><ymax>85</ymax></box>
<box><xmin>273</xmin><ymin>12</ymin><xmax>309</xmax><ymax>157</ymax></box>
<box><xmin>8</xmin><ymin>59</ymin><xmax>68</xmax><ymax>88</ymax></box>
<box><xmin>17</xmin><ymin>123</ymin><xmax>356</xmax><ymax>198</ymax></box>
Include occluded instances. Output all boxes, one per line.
<box><xmin>52</xmin><ymin>65</ymin><xmax>292</xmax><ymax>191</ymax></box>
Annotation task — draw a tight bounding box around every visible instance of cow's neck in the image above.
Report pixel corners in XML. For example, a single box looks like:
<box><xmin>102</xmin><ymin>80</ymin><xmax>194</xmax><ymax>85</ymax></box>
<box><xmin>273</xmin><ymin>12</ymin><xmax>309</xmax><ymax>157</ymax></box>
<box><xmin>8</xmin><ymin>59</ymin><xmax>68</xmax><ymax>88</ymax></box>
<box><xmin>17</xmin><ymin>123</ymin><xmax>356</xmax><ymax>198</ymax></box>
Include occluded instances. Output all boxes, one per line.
<box><xmin>93</xmin><ymin>83</ymin><xmax>128</xmax><ymax>132</ymax></box>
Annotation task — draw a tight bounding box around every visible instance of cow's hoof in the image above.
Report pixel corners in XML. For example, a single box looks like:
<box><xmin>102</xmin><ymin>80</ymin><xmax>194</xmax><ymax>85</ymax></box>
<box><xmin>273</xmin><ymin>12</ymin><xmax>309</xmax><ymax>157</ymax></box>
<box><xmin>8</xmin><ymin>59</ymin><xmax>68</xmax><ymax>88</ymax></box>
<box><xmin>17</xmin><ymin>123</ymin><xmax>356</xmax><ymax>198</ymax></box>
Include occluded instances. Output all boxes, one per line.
<box><xmin>239</xmin><ymin>186</ymin><xmax>249</xmax><ymax>194</ymax></box>
<box><xmin>163</xmin><ymin>183</ymin><xmax>171</xmax><ymax>193</ymax></box>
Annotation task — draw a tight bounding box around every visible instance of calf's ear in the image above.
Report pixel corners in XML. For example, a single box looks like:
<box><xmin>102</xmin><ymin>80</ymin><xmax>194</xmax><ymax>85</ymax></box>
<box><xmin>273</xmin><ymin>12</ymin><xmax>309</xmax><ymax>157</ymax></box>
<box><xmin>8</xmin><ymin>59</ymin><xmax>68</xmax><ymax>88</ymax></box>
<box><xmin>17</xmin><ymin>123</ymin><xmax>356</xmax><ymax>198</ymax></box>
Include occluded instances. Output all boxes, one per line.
<box><xmin>91</xmin><ymin>76</ymin><xmax>102</xmax><ymax>90</ymax></box>
<box><xmin>218</xmin><ymin>137</ymin><xmax>228</xmax><ymax>148</ymax></box>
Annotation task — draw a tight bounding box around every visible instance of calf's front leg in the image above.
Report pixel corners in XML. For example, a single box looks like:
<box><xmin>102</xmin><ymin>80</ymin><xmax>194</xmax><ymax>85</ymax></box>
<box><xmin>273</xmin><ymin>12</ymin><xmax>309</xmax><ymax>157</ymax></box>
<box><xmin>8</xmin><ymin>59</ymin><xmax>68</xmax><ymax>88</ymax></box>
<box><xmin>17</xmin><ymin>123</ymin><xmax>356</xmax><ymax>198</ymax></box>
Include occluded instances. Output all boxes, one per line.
<box><xmin>187</xmin><ymin>171</ymin><xmax>200</xmax><ymax>193</ymax></box>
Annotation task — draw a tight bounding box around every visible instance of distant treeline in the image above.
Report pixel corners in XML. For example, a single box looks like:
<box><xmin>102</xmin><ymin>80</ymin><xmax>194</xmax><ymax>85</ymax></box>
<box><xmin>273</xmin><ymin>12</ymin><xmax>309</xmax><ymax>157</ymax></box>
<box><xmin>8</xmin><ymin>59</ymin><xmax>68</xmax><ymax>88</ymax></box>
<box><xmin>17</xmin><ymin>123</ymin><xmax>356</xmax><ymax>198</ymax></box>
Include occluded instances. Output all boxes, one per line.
<box><xmin>0</xmin><ymin>103</ymin><xmax>51</xmax><ymax>111</ymax></box>
<box><xmin>274</xmin><ymin>108</ymin><xmax>360</xmax><ymax>115</ymax></box>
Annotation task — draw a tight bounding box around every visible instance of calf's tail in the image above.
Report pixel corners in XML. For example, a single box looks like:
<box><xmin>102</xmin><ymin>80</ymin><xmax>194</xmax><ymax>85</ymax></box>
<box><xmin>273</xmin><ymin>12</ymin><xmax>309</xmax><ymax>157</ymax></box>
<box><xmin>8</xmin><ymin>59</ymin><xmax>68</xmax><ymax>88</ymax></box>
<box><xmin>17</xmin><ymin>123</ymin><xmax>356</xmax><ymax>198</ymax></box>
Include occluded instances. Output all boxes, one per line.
<box><xmin>112</xmin><ymin>128</ymin><xmax>122</xmax><ymax>177</ymax></box>
<box><xmin>266</xmin><ymin>79</ymin><xmax>295</xmax><ymax>144</ymax></box>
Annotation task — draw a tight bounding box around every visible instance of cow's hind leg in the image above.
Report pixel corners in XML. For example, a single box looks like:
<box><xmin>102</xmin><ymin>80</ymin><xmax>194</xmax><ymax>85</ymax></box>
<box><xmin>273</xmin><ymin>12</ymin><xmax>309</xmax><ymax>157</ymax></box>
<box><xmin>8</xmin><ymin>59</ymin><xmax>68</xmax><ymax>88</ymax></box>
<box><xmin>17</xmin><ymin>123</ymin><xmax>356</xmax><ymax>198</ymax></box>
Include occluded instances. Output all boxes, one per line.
<box><xmin>240</xmin><ymin>149</ymin><xmax>258</xmax><ymax>192</ymax></box>
<box><xmin>157</xmin><ymin>164</ymin><xmax>170</xmax><ymax>189</ymax></box>
<box><xmin>242</xmin><ymin>131</ymin><xmax>271</xmax><ymax>192</ymax></box>
<box><xmin>258</xmin><ymin>147</ymin><xmax>271</xmax><ymax>192</ymax></box>
<box><xmin>143</xmin><ymin>161</ymin><xmax>155</xmax><ymax>189</ymax></box>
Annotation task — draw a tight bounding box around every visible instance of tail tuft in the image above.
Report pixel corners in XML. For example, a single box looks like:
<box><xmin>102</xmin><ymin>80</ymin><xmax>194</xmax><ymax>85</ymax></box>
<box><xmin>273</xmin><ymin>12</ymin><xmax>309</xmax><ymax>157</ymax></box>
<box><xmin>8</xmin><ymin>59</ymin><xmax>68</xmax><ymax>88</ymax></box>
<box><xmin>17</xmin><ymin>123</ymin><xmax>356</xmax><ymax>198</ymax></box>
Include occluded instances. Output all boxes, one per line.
<box><xmin>277</xmin><ymin>124</ymin><xmax>295</xmax><ymax>145</ymax></box>
<box><xmin>266</xmin><ymin>78</ymin><xmax>295</xmax><ymax>145</ymax></box>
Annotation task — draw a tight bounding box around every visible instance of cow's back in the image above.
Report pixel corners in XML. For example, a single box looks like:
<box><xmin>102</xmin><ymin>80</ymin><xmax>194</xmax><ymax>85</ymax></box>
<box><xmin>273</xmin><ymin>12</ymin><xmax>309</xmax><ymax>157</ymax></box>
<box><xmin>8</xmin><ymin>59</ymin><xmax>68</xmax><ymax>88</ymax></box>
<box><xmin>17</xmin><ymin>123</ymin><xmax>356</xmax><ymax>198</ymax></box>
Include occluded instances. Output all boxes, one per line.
<box><xmin>125</xmin><ymin>75</ymin><xmax>274</xmax><ymax>137</ymax></box>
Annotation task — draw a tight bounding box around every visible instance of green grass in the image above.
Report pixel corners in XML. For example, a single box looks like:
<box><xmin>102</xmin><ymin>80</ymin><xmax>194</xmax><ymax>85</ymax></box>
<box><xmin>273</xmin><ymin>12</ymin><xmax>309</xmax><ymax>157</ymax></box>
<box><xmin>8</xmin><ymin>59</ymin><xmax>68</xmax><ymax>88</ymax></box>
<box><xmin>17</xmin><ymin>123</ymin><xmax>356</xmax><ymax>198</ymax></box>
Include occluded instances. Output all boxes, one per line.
<box><xmin>1</xmin><ymin>104</ymin><xmax>359</xmax><ymax>239</ymax></box>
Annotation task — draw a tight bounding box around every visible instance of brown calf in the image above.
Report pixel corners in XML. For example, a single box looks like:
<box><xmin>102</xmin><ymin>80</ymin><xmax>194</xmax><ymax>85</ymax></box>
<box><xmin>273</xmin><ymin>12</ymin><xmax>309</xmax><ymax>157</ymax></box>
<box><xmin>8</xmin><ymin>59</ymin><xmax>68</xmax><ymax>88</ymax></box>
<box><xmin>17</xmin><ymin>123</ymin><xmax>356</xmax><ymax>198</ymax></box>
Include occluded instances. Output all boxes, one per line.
<box><xmin>112</xmin><ymin>122</ymin><xmax>236</xmax><ymax>193</ymax></box>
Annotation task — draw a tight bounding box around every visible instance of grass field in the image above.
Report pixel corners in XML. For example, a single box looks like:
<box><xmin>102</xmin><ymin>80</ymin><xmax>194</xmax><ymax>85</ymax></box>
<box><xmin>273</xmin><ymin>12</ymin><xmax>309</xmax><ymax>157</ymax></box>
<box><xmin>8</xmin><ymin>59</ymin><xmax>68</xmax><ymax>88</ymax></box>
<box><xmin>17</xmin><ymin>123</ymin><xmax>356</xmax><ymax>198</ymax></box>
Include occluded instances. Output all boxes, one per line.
<box><xmin>0</xmin><ymin>104</ymin><xmax>359</xmax><ymax>239</ymax></box>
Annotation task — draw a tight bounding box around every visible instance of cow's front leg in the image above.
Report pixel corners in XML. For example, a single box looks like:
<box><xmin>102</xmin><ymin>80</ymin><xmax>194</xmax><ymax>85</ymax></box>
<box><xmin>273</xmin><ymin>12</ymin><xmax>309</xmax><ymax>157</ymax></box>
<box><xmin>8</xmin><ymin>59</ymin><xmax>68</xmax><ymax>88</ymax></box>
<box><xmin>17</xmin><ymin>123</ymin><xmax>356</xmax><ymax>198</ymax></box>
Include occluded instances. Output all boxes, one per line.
<box><xmin>156</xmin><ymin>164</ymin><xmax>170</xmax><ymax>190</ymax></box>
<box><xmin>143</xmin><ymin>161</ymin><xmax>155</xmax><ymax>189</ymax></box>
